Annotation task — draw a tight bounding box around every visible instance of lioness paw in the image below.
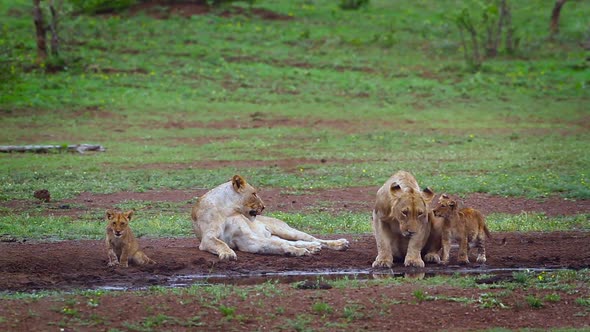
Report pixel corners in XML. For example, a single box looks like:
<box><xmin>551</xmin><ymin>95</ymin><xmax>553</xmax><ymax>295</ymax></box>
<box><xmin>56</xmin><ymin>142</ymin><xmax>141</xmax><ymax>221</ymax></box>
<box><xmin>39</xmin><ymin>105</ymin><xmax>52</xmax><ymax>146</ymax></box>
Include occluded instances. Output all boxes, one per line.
<box><xmin>289</xmin><ymin>247</ymin><xmax>312</xmax><ymax>256</ymax></box>
<box><xmin>329</xmin><ymin>239</ymin><xmax>350</xmax><ymax>251</ymax></box>
<box><xmin>404</xmin><ymin>257</ymin><xmax>425</xmax><ymax>268</ymax></box>
<box><xmin>372</xmin><ymin>259</ymin><xmax>393</xmax><ymax>268</ymax></box>
<box><xmin>218</xmin><ymin>250</ymin><xmax>237</xmax><ymax>261</ymax></box>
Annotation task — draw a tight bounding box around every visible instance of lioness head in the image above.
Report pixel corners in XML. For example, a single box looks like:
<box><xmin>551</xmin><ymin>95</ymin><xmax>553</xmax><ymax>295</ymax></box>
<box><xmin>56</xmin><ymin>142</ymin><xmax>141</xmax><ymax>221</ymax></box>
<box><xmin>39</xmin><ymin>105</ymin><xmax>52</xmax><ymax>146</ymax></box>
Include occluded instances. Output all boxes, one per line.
<box><xmin>432</xmin><ymin>194</ymin><xmax>458</xmax><ymax>219</ymax></box>
<box><xmin>390</xmin><ymin>184</ymin><xmax>434</xmax><ymax>237</ymax></box>
<box><xmin>106</xmin><ymin>209</ymin><xmax>133</xmax><ymax>237</ymax></box>
<box><xmin>231</xmin><ymin>174</ymin><xmax>265</xmax><ymax>221</ymax></box>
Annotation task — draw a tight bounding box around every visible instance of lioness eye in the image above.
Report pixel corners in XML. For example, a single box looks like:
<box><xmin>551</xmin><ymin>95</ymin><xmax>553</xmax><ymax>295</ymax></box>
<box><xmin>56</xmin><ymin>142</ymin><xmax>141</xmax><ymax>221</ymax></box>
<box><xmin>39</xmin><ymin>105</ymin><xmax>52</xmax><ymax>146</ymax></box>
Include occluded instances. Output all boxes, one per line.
<box><xmin>112</xmin><ymin>222</ymin><xmax>116</xmax><ymax>225</ymax></box>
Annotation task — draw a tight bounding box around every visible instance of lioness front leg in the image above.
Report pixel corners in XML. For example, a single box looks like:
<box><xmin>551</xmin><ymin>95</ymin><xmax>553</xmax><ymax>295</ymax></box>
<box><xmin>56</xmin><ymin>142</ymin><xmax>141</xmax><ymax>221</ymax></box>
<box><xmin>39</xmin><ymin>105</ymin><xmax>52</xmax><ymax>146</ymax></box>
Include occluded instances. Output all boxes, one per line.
<box><xmin>200</xmin><ymin>236</ymin><xmax>237</xmax><ymax>261</ymax></box>
<box><xmin>404</xmin><ymin>236</ymin><xmax>425</xmax><ymax>268</ymax></box>
<box><xmin>372</xmin><ymin>218</ymin><xmax>396</xmax><ymax>268</ymax></box>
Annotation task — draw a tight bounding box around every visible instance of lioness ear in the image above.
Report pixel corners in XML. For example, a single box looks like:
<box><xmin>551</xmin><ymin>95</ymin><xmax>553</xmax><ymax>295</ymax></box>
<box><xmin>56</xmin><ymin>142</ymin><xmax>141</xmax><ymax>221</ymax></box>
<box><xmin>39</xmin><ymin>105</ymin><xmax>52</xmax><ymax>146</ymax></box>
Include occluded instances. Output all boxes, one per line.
<box><xmin>106</xmin><ymin>210</ymin><xmax>115</xmax><ymax>220</ymax></box>
<box><xmin>124</xmin><ymin>210</ymin><xmax>134</xmax><ymax>221</ymax></box>
<box><xmin>232</xmin><ymin>174</ymin><xmax>247</xmax><ymax>192</ymax></box>
<box><xmin>422</xmin><ymin>187</ymin><xmax>435</xmax><ymax>203</ymax></box>
<box><xmin>390</xmin><ymin>183</ymin><xmax>402</xmax><ymax>194</ymax></box>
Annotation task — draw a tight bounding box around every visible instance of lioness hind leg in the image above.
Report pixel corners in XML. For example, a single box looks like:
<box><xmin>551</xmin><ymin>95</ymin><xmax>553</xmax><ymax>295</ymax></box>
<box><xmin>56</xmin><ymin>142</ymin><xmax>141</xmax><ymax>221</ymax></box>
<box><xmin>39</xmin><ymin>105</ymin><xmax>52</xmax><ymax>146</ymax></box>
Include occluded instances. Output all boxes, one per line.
<box><xmin>286</xmin><ymin>239</ymin><xmax>322</xmax><ymax>254</ymax></box>
<box><xmin>258</xmin><ymin>216</ymin><xmax>349</xmax><ymax>251</ymax></box>
<box><xmin>235</xmin><ymin>235</ymin><xmax>313</xmax><ymax>257</ymax></box>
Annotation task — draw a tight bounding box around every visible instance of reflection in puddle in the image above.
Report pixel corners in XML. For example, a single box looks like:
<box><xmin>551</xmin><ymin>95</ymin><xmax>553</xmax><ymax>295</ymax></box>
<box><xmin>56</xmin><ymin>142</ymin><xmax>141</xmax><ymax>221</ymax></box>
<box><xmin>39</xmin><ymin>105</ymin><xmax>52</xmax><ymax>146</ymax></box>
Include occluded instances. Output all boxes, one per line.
<box><xmin>95</xmin><ymin>267</ymin><xmax>564</xmax><ymax>291</ymax></box>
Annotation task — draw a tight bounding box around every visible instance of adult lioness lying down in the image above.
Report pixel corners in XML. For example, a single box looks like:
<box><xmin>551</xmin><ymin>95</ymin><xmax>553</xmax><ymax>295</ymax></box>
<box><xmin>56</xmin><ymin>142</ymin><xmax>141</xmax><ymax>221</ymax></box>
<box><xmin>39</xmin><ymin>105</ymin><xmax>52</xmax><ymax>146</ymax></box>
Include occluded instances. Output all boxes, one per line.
<box><xmin>191</xmin><ymin>175</ymin><xmax>350</xmax><ymax>260</ymax></box>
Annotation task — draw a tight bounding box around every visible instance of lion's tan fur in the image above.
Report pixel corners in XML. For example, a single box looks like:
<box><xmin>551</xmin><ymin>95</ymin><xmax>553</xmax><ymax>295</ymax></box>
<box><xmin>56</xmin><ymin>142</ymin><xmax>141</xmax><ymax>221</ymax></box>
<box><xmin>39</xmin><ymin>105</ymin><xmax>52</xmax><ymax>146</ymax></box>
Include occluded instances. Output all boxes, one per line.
<box><xmin>371</xmin><ymin>171</ymin><xmax>439</xmax><ymax>268</ymax></box>
<box><xmin>433</xmin><ymin>194</ymin><xmax>492</xmax><ymax>264</ymax></box>
<box><xmin>191</xmin><ymin>175</ymin><xmax>349</xmax><ymax>261</ymax></box>
<box><xmin>105</xmin><ymin>210</ymin><xmax>155</xmax><ymax>268</ymax></box>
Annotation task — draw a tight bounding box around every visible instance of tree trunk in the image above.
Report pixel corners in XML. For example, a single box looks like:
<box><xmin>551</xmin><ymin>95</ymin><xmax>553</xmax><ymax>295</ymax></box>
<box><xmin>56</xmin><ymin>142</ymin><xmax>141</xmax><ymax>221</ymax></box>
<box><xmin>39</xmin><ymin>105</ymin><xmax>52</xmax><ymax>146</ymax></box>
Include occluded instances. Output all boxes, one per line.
<box><xmin>48</xmin><ymin>0</ymin><xmax>60</xmax><ymax>57</ymax></box>
<box><xmin>32</xmin><ymin>0</ymin><xmax>47</xmax><ymax>63</ymax></box>
<box><xmin>550</xmin><ymin>0</ymin><xmax>567</xmax><ymax>36</ymax></box>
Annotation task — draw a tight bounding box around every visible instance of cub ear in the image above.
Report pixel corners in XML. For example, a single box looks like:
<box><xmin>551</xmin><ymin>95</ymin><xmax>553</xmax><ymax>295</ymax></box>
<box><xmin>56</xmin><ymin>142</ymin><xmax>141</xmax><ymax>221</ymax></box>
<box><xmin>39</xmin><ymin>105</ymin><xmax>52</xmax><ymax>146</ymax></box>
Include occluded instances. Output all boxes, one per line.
<box><xmin>441</xmin><ymin>193</ymin><xmax>449</xmax><ymax>199</ymax></box>
<box><xmin>232</xmin><ymin>174</ymin><xmax>247</xmax><ymax>192</ymax></box>
<box><xmin>390</xmin><ymin>183</ymin><xmax>402</xmax><ymax>194</ymax></box>
<box><xmin>124</xmin><ymin>210</ymin><xmax>134</xmax><ymax>221</ymax></box>
<box><xmin>106</xmin><ymin>210</ymin><xmax>115</xmax><ymax>220</ymax></box>
<box><xmin>422</xmin><ymin>187</ymin><xmax>435</xmax><ymax>203</ymax></box>
<box><xmin>449</xmin><ymin>200</ymin><xmax>457</xmax><ymax>208</ymax></box>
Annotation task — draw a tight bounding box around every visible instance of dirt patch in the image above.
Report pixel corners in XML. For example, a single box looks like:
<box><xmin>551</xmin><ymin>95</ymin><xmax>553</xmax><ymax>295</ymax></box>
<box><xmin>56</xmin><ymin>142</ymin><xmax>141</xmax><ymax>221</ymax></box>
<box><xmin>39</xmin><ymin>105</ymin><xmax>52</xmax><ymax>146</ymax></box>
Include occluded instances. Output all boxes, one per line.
<box><xmin>1</xmin><ymin>192</ymin><xmax>589</xmax><ymax>330</ymax></box>
<box><xmin>3</xmin><ymin>186</ymin><xmax>589</xmax><ymax>219</ymax></box>
<box><xmin>1</xmin><ymin>232</ymin><xmax>589</xmax><ymax>293</ymax></box>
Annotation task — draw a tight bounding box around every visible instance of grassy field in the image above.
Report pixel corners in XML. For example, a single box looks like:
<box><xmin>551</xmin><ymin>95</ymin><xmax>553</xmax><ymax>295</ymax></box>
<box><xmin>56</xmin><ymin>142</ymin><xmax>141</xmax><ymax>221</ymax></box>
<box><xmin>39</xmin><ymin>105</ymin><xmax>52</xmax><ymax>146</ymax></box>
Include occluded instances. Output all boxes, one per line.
<box><xmin>1</xmin><ymin>0</ymin><xmax>589</xmax><ymax>239</ymax></box>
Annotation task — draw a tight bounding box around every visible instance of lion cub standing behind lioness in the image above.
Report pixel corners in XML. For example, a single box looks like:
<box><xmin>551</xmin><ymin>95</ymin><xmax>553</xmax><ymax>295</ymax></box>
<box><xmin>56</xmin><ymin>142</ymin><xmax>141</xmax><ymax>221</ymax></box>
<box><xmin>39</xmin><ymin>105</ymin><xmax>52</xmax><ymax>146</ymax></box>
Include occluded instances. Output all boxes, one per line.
<box><xmin>433</xmin><ymin>194</ymin><xmax>494</xmax><ymax>264</ymax></box>
<box><xmin>105</xmin><ymin>210</ymin><xmax>155</xmax><ymax>267</ymax></box>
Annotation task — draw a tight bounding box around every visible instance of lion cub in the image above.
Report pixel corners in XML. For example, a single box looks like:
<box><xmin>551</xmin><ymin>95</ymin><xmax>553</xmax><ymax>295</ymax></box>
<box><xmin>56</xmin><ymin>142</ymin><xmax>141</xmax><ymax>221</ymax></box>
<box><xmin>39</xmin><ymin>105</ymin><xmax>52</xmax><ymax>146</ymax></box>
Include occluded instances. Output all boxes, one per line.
<box><xmin>105</xmin><ymin>210</ymin><xmax>155</xmax><ymax>267</ymax></box>
<box><xmin>432</xmin><ymin>194</ymin><xmax>492</xmax><ymax>265</ymax></box>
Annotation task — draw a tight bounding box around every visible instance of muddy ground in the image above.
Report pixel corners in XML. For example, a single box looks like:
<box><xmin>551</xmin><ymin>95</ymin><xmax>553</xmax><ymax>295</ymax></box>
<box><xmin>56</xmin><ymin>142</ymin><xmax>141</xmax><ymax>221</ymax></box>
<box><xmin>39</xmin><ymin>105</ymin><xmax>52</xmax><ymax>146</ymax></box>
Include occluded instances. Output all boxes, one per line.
<box><xmin>1</xmin><ymin>188</ymin><xmax>589</xmax><ymax>331</ymax></box>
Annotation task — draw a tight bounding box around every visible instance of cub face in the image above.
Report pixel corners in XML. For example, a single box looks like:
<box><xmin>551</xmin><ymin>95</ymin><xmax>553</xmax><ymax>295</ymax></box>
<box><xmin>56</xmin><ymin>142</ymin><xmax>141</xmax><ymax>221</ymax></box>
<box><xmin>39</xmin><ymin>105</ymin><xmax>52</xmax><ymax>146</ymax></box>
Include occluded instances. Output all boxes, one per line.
<box><xmin>433</xmin><ymin>194</ymin><xmax>457</xmax><ymax>219</ymax></box>
<box><xmin>106</xmin><ymin>210</ymin><xmax>134</xmax><ymax>237</ymax></box>
<box><xmin>231</xmin><ymin>175</ymin><xmax>265</xmax><ymax>221</ymax></box>
<box><xmin>390</xmin><ymin>184</ymin><xmax>434</xmax><ymax>237</ymax></box>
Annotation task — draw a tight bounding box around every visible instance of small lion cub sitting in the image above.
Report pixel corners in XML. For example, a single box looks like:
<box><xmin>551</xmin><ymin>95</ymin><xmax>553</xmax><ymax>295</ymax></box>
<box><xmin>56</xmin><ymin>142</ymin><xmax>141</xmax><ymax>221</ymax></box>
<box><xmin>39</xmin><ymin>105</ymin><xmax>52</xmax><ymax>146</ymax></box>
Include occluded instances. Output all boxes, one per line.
<box><xmin>105</xmin><ymin>210</ymin><xmax>155</xmax><ymax>268</ymax></box>
<box><xmin>432</xmin><ymin>194</ymin><xmax>492</xmax><ymax>265</ymax></box>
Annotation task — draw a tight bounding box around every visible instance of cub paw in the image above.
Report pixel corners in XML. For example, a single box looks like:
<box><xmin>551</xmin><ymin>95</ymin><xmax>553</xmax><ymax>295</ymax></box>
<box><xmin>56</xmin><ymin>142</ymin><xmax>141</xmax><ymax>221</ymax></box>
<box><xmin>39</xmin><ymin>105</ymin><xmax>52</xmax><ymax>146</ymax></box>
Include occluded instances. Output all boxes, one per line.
<box><xmin>107</xmin><ymin>261</ymin><xmax>119</xmax><ymax>267</ymax></box>
<box><xmin>458</xmin><ymin>258</ymin><xmax>470</xmax><ymax>265</ymax></box>
<box><xmin>424</xmin><ymin>252</ymin><xmax>441</xmax><ymax>264</ymax></box>
<box><xmin>404</xmin><ymin>257</ymin><xmax>425</xmax><ymax>268</ymax></box>
<box><xmin>218</xmin><ymin>250</ymin><xmax>237</xmax><ymax>261</ymax></box>
<box><xmin>476</xmin><ymin>255</ymin><xmax>487</xmax><ymax>264</ymax></box>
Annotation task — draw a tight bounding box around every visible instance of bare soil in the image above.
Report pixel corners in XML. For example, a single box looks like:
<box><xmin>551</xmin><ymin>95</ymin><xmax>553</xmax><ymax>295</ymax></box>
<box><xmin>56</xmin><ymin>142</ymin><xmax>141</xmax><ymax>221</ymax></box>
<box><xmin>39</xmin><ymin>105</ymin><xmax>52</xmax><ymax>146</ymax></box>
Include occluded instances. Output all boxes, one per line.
<box><xmin>1</xmin><ymin>187</ymin><xmax>589</xmax><ymax>330</ymax></box>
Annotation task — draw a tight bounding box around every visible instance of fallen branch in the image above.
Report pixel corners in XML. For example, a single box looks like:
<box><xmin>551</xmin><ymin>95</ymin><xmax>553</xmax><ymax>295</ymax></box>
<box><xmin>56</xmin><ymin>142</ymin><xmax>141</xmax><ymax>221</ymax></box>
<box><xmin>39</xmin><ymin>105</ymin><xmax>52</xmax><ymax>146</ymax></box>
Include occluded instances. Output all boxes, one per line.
<box><xmin>0</xmin><ymin>144</ymin><xmax>106</xmax><ymax>154</ymax></box>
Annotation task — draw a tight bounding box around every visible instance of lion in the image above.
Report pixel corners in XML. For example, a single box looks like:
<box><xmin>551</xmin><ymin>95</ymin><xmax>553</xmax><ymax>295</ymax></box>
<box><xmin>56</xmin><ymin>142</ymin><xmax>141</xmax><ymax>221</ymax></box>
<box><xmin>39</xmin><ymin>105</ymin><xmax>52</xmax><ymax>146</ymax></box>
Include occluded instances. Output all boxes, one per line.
<box><xmin>191</xmin><ymin>175</ymin><xmax>350</xmax><ymax>260</ymax></box>
<box><xmin>371</xmin><ymin>171</ymin><xmax>440</xmax><ymax>268</ymax></box>
<box><xmin>432</xmin><ymin>194</ymin><xmax>498</xmax><ymax>264</ymax></box>
<box><xmin>105</xmin><ymin>210</ymin><xmax>155</xmax><ymax>267</ymax></box>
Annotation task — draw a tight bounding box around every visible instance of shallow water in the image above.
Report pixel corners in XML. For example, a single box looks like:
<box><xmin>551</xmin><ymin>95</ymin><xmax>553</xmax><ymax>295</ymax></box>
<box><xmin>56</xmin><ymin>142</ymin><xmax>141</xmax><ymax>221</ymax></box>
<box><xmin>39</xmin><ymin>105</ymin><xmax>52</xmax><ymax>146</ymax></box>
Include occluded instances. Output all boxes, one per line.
<box><xmin>96</xmin><ymin>266</ymin><xmax>564</xmax><ymax>291</ymax></box>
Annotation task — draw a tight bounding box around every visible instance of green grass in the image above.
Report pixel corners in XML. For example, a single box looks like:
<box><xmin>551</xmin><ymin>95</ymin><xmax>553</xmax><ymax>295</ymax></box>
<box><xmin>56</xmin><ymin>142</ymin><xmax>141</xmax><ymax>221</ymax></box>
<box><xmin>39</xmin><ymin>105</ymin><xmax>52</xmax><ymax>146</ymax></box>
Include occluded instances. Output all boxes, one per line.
<box><xmin>1</xmin><ymin>210</ymin><xmax>588</xmax><ymax>241</ymax></box>
<box><xmin>0</xmin><ymin>0</ymin><xmax>589</xmax><ymax>240</ymax></box>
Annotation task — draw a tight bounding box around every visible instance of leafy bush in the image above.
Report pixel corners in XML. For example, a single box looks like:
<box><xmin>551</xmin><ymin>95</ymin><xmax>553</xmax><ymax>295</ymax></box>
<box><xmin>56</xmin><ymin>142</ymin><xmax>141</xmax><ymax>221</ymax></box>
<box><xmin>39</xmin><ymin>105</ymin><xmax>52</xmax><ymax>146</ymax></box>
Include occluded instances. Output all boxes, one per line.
<box><xmin>67</xmin><ymin>0</ymin><xmax>137</xmax><ymax>14</ymax></box>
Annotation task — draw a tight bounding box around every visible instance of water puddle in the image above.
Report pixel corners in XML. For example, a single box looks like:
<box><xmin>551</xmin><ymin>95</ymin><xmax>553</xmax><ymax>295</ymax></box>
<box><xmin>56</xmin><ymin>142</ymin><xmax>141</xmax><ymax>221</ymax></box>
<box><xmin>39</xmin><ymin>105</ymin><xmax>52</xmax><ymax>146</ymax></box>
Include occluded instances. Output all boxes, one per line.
<box><xmin>96</xmin><ymin>267</ymin><xmax>564</xmax><ymax>291</ymax></box>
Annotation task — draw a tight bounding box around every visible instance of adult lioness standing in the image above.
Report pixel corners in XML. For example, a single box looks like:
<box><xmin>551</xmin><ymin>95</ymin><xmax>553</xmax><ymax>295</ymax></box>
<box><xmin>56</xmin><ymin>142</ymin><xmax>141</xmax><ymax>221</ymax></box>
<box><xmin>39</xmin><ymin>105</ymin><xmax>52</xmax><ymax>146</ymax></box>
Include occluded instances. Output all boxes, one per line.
<box><xmin>192</xmin><ymin>175</ymin><xmax>349</xmax><ymax>261</ymax></box>
<box><xmin>372</xmin><ymin>171</ymin><xmax>437</xmax><ymax>268</ymax></box>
